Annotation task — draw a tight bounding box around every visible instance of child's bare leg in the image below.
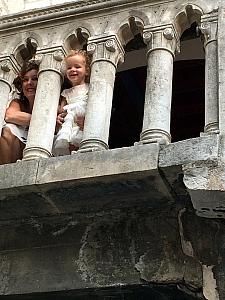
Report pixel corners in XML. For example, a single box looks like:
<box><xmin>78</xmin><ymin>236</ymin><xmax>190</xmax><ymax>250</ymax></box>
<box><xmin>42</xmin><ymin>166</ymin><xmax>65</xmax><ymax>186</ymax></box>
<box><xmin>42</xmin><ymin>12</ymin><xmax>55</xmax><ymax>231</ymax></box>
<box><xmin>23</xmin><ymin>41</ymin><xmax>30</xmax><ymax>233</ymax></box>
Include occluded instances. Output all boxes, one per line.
<box><xmin>0</xmin><ymin>127</ymin><xmax>24</xmax><ymax>165</ymax></box>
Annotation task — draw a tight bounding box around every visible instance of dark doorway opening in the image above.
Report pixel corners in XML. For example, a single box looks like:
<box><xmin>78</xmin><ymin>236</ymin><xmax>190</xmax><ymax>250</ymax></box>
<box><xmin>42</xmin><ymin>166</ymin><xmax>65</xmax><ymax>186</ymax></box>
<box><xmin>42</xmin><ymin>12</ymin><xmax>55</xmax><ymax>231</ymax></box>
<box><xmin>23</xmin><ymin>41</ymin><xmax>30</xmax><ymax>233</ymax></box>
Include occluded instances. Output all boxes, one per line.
<box><xmin>171</xmin><ymin>59</ymin><xmax>205</xmax><ymax>142</ymax></box>
<box><xmin>109</xmin><ymin>58</ymin><xmax>204</xmax><ymax>148</ymax></box>
<box><xmin>109</xmin><ymin>21</ymin><xmax>205</xmax><ymax>148</ymax></box>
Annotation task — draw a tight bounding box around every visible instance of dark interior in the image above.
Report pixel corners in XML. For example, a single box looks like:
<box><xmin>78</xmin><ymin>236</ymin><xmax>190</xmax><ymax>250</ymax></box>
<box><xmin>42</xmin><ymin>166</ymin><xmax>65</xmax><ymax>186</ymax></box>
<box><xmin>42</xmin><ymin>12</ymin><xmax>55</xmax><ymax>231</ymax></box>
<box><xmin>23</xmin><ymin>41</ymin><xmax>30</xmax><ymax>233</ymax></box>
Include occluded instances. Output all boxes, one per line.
<box><xmin>109</xmin><ymin>23</ymin><xmax>205</xmax><ymax>148</ymax></box>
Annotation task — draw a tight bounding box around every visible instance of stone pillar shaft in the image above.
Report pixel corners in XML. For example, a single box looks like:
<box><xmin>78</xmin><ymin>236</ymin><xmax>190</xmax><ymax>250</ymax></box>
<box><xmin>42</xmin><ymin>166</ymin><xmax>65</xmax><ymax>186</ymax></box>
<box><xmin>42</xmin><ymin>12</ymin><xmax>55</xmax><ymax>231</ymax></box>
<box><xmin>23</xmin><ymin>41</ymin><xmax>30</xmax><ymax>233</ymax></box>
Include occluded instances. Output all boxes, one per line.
<box><xmin>140</xmin><ymin>26</ymin><xmax>178</xmax><ymax>144</ymax></box>
<box><xmin>80</xmin><ymin>35</ymin><xmax>124</xmax><ymax>152</ymax></box>
<box><xmin>23</xmin><ymin>49</ymin><xmax>64</xmax><ymax>160</ymax></box>
<box><xmin>201</xmin><ymin>15</ymin><xmax>219</xmax><ymax>134</ymax></box>
<box><xmin>141</xmin><ymin>49</ymin><xmax>173</xmax><ymax>143</ymax></box>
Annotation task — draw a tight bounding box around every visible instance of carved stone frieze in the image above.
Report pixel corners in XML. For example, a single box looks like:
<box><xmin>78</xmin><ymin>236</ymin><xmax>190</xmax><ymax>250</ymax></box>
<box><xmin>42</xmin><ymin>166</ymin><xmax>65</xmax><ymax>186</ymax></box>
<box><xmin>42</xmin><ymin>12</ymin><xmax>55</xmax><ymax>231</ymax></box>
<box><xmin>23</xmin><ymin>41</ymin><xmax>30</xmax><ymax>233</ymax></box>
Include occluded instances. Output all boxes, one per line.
<box><xmin>87</xmin><ymin>34</ymin><xmax>124</xmax><ymax>68</ymax></box>
<box><xmin>0</xmin><ymin>0</ymin><xmax>145</xmax><ymax>28</ymax></box>
<box><xmin>143</xmin><ymin>24</ymin><xmax>179</xmax><ymax>58</ymax></box>
<box><xmin>200</xmin><ymin>12</ymin><xmax>218</xmax><ymax>47</ymax></box>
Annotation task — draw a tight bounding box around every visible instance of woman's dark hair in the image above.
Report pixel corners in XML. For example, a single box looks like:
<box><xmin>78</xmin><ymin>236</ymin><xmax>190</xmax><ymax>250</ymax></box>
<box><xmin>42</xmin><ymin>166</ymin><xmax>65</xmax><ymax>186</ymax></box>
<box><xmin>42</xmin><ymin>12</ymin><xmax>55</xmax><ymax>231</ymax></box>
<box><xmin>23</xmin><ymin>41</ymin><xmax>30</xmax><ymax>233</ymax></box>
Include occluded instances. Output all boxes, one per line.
<box><xmin>13</xmin><ymin>60</ymin><xmax>39</xmax><ymax>111</ymax></box>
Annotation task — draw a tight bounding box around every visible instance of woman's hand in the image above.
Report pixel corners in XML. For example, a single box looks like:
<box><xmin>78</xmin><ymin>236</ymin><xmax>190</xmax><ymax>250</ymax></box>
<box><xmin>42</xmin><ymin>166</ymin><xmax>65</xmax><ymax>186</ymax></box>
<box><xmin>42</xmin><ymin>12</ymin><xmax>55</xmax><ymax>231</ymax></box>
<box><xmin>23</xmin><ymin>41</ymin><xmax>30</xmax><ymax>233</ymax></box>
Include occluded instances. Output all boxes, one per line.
<box><xmin>76</xmin><ymin>116</ymin><xmax>85</xmax><ymax>130</ymax></box>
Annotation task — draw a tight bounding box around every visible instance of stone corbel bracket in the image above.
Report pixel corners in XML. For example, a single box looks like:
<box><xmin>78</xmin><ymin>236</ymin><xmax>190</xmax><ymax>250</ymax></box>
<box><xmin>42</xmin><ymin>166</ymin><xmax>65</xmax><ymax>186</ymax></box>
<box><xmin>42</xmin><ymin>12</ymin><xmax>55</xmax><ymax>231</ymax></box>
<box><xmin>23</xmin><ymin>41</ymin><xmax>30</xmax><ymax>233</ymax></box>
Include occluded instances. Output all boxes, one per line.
<box><xmin>182</xmin><ymin>134</ymin><xmax>225</xmax><ymax>219</ymax></box>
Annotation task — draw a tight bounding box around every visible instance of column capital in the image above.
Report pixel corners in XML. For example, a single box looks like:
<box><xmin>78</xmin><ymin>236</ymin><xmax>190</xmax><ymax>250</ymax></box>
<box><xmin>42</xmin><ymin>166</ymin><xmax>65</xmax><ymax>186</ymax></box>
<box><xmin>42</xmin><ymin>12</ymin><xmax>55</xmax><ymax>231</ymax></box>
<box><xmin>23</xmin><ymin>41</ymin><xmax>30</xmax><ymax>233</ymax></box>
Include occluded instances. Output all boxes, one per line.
<box><xmin>36</xmin><ymin>46</ymin><xmax>66</xmax><ymax>78</ymax></box>
<box><xmin>87</xmin><ymin>34</ymin><xmax>125</xmax><ymax>68</ymax></box>
<box><xmin>0</xmin><ymin>56</ymin><xmax>19</xmax><ymax>89</ymax></box>
<box><xmin>200</xmin><ymin>12</ymin><xmax>218</xmax><ymax>47</ymax></box>
<box><xmin>143</xmin><ymin>24</ymin><xmax>179</xmax><ymax>58</ymax></box>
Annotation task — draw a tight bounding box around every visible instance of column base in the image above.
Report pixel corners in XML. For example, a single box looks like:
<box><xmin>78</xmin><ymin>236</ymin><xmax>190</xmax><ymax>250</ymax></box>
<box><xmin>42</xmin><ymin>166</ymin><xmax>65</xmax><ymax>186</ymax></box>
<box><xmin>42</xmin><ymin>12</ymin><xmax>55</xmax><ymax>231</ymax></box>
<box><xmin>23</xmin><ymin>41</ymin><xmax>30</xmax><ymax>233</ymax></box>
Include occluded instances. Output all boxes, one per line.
<box><xmin>204</xmin><ymin>122</ymin><xmax>219</xmax><ymax>134</ymax></box>
<box><xmin>23</xmin><ymin>147</ymin><xmax>51</xmax><ymax>160</ymax></box>
<box><xmin>140</xmin><ymin>129</ymin><xmax>171</xmax><ymax>145</ymax></box>
<box><xmin>79</xmin><ymin>139</ymin><xmax>109</xmax><ymax>153</ymax></box>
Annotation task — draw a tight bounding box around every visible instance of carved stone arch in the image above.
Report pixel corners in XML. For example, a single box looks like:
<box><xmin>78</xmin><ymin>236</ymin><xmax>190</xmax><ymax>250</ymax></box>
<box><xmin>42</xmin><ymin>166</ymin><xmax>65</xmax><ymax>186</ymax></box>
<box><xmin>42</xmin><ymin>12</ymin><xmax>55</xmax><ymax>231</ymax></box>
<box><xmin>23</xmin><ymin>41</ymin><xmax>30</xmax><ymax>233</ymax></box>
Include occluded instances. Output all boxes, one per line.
<box><xmin>117</xmin><ymin>14</ymin><xmax>146</xmax><ymax>47</ymax></box>
<box><xmin>12</xmin><ymin>33</ymin><xmax>42</xmax><ymax>66</ymax></box>
<box><xmin>173</xmin><ymin>3</ymin><xmax>204</xmax><ymax>38</ymax></box>
<box><xmin>62</xmin><ymin>23</ymin><xmax>93</xmax><ymax>52</ymax></box>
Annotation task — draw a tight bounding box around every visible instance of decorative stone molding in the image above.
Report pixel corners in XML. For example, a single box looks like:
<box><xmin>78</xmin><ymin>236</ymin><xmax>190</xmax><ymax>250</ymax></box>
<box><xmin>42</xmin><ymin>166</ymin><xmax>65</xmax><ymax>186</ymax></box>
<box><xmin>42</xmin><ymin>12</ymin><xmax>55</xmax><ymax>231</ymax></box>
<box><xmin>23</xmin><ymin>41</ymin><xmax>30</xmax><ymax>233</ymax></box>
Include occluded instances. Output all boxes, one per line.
<box><xmin>143</xmin><ymin>24</ymin><xmax>179</xmax><ymax>58</ymax></box>
<box><xmin>87</xmin><ymin>34</ymin><xmax>125</xmax><ymax>68</ymax></box>
<box><xmin>0</xmin><ymin>0</ymin><xmax>146</xmax><ymax>29</ymax></box>
<box><xmin>23</xmin><ymin>147</ymin><xmax>52</xmax><ymax>160</ymax></box>
<box><xmin>200</xmin><ymin>12</ymin><xmax>218</xmax><ymax>47</ymax></box>
<box><xmin>36</xmin><ymin>47</ymin><xmax>66</xmax><ymax>78</ymax></box>
<box><xmin>0</xmin><ymin>57</ymin><xmax>18</xmax><ymax>87</ymax></box>
<box><xmin>79</xmin><ymin>139</ymin><xmax>109</xmax><ymax>153</ymax></box>
<box><xmin>140</xmin><ymin>129</ymin><xmax>171</xmax><ymax>145</ymax></box>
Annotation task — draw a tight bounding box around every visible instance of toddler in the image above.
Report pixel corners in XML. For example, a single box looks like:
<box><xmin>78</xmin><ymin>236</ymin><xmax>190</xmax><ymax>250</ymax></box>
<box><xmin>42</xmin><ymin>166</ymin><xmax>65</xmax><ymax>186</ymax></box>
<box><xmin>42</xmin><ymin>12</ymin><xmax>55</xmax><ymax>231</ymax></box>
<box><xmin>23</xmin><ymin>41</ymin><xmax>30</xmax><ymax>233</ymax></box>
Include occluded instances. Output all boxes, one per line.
<box><xmin>53</xmin><ymin>50</ymin><xmax>91</xmax><ymax>156</ymax></box>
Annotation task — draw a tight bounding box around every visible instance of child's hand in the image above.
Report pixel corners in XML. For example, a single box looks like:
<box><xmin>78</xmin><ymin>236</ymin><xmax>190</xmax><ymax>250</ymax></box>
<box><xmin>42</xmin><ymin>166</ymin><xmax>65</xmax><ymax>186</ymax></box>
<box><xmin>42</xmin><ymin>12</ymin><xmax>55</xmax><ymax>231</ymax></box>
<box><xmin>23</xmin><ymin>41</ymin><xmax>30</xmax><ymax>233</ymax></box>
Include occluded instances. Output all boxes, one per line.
<box><xmin>56</xmin><ymin>111</ymin><xmax>67</xmax><ymax>126</ymax></box>
<box><xmin>76</xmin><ymin>116</ymin><xmax>85</xmax><ymax>130</ymax></box>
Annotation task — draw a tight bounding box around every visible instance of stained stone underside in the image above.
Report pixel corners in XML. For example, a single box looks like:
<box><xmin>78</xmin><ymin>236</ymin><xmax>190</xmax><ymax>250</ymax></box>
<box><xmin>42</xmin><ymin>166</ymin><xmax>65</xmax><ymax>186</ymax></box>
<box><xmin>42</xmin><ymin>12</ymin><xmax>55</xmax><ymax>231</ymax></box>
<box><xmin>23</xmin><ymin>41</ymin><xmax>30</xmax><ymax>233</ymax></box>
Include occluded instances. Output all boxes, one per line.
<box><xmin>0</xmin><ymin>136</ymin><xmax>224</xmax><ymax>299</ymax></box>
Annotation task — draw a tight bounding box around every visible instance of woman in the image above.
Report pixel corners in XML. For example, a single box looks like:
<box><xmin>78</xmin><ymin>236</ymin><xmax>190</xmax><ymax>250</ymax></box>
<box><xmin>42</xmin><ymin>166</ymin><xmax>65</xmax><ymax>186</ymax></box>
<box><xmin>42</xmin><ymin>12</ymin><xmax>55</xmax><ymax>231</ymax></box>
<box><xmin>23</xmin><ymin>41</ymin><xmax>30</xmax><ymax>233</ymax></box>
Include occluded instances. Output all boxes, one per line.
<box><xmin>0</xmin><ymin>61</ymin><xmax>39</xmax><ymax>164</ymax></box>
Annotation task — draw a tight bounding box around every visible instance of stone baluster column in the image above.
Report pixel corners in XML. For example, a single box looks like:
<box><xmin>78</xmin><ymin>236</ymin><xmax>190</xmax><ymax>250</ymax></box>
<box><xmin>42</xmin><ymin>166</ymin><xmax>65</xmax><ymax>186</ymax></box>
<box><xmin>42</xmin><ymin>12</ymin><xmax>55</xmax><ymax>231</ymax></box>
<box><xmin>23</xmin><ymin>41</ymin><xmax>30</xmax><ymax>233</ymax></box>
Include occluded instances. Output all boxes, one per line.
<box><xmin>140</xmin><ymin>25</ymin><xmax>178</xmax><ymax>144</ymax></box>
<box><xmin>201</xmin><ymin>13</ymin><xmax>219</xmax><ymax>134</ymax></box>
<box><xmin>23</xmin><ymin>49</ymin><xmax>64</xmax><ymax>160</ymax></box>
<box><xmin>0</xmin><ymin>58</ymin><xmax>17</xmax><ymax>135</ymax></box>
<box><xmin>79</xmin><ymin>34</ymin><xmax>124</xmax><ymax>152</ymax></box>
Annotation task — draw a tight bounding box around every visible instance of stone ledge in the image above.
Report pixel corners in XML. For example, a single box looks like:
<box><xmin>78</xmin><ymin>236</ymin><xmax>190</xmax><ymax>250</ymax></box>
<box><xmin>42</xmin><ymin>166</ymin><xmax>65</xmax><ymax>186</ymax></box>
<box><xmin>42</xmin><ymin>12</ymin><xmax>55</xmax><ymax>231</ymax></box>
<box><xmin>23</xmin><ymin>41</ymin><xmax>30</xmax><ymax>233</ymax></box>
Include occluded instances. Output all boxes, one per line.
<box><xmin>36</xmin><ymin>143</ymin><xmax>159</xmax><ymax>187</ymax></box>
<box><xmin>159</xmin><ymin>134</ymin><xmax>219</xmax><ymax>168</ymax></box>
<box><xmin>0</xmin><ymin>136</ymin><xmax>221</xmax><ymax>220</ymax></box>
<box><xmin>0</xmin><ymin>143</ymin><xmax>165</xmax><ymax>220</ymax></box>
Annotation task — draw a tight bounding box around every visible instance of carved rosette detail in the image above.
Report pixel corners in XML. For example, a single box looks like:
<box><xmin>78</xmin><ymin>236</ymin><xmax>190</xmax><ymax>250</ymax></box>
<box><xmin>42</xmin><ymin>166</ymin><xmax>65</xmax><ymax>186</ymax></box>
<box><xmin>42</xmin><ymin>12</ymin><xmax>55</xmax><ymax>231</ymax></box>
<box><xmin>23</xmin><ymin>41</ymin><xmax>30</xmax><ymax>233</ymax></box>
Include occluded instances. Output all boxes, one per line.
<box><xmin>143</xmin><ymin>31</ymin><xmax>153</xmax><ymax>44</ymax></box>
<box><xmin>1</xmin><ymin>60</ymin><xmax>11</xmax><ymax>72</ymax></box>
<box><xmin>34</xmin><ymin>54</ymin><xmax>43</xmax><ymax>64</ymax></box>
<box><xmin>105</xmin><ymin>39</ymin><xmax>116</xmax><ymax>52</ymax></box>
<box><xmin>200</xmin><ymin>22</ymin><xmax>210</xmax><ymax>40</ymax></box>
<box><xmin>163</xmin><ymin>28</ymin><xmax>174</xmax><ymax>40</ymax></box>
<box><xmin>53</xmin><ymin>50</ymin><xmax>64</xmax><ymax>62</ymax></box>
<box><xmin>87</xmin><ymin>43</ymin><xmax>97</xmax><ymax>55</ymax></box>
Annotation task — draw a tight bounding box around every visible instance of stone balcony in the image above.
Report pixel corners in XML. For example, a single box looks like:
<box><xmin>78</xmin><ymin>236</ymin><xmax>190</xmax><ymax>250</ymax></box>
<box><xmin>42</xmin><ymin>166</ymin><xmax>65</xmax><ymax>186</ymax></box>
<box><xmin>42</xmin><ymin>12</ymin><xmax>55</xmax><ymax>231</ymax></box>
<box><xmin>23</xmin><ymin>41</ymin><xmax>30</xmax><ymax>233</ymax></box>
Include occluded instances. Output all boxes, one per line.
<box><xmin>0</xmin><ymin>0</ymin><xmax>225</xmax><ymax>299</ymax></box>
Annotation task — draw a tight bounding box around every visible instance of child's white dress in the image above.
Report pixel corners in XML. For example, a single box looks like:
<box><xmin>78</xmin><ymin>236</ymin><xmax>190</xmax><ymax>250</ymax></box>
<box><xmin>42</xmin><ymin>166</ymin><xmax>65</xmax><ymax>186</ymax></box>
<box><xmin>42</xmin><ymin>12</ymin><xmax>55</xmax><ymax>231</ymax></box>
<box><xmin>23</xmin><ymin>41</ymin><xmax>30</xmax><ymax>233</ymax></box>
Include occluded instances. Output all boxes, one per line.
<box><xmin>53</xmin><ymin>83</ymin><xmax>89</xmax><ymax>156</ymax></box>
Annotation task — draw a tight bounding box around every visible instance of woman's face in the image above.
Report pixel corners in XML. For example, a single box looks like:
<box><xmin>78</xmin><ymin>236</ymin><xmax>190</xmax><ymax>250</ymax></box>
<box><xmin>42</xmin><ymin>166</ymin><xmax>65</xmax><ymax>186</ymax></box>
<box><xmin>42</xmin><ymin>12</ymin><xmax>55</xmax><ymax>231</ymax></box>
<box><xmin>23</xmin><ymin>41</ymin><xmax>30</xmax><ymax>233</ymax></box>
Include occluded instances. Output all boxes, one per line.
<box><xmin>22</xmin><ymin>69</ymin><xmax>38</xmax><ymax>101</ymax></box>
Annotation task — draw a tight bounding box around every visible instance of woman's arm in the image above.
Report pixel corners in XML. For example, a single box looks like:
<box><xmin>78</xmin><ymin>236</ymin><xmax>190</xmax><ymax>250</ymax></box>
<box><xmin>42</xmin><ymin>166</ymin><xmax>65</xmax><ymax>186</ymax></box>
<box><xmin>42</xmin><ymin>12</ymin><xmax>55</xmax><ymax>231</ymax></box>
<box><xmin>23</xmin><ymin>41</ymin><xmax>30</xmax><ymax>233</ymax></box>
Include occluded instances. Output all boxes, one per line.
<box><xmin>56</xmin><ymin>96</ymin><xmax>67</xmax><ymax>128</ymax></box>
<box><xmin>4</xmin><ymin>100</ymin><xmax>31</xmax><ymax>127</ymax></box>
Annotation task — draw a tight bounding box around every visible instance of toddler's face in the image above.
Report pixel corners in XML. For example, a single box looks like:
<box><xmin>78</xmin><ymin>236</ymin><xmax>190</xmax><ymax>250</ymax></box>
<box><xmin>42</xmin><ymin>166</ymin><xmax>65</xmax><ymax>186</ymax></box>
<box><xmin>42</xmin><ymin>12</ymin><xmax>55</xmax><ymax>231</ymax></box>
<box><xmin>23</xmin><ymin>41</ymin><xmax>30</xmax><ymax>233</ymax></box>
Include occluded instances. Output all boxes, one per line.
<box><xmin>66</xmin><ymin>54</ymin><xmax>87</xmax><ymax>86</ymax></box>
